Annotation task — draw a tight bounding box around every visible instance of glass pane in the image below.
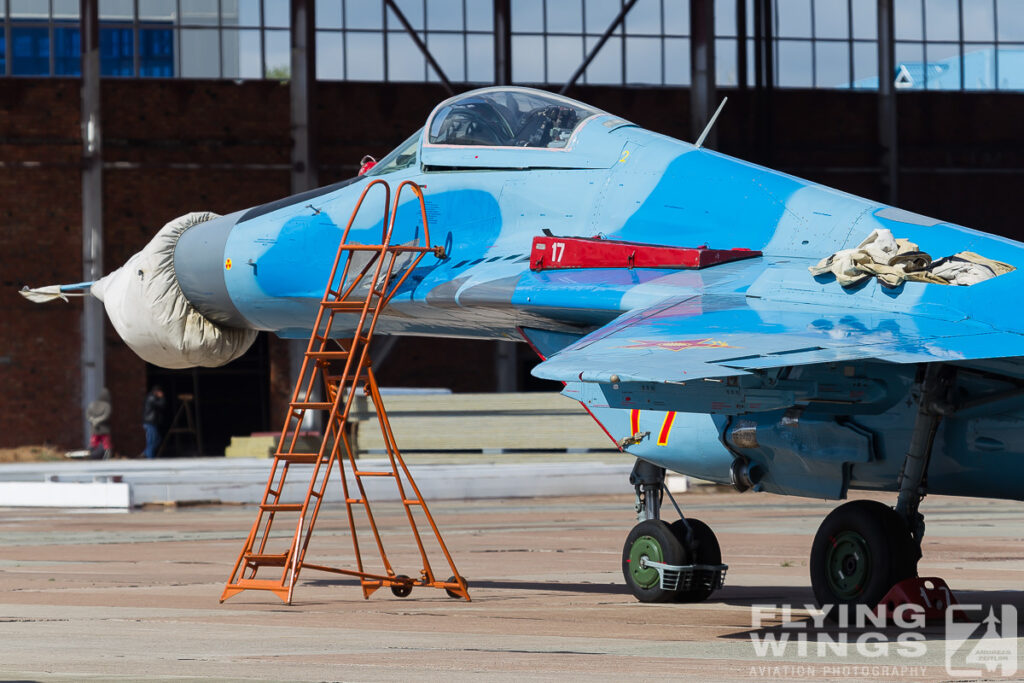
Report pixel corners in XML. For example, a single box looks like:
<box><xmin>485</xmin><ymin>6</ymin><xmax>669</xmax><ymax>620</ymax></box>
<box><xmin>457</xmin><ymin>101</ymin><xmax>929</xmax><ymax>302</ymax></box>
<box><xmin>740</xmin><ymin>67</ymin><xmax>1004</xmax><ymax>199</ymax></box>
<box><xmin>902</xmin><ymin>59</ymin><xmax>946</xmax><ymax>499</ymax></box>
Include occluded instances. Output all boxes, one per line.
<box><xmin>894</xmin><ymin>0</ymin><xmax>923</xmax><ymax>40</ymax></box>
<box><xmin>346</xmin><ymin>0</ymin><xmax>383</xmax><ymax>29</ymax></box>
<box><xmin>964</xmin><ymin>42</ymin><xmax>993</xmax><ymax>89</ymax></box>
<box><xmin>12</xmin><ymin>26</ymin><xmax>49</xmax><ymax>75</ymax></box>
<box><xmin>53</xmin><ymin>0</ymin><xmax>81</xmax><ymax>19</ymax></box>
<box><xmin>54</xmin><ymin>26</ymin><xmax>81</xmax><ymax>75</ymax></box>
<box><xmin>625</xmin><ymin>0</ymin><xmax>660</xmax><ymax>35</ymax></box>
<box><xmin>317</xmin><ymin>0</ymin><xmax>343</xmax><ymax>29</ymax></box>
<box><xmin>511</xmin><ymin>0</ymin><xmax>542</xmax><ymax>32</ymax></box>
<box><xmin>852</xmin><ymin>40</ymin><xmax>877</xmax><ymax>87</ymax></box>
<box><xmin>585</xmin><ymin>0</ymin><xmax>618</xmax><ymax>34</ymax></box>
<box><xmin>512</xmin><ymin>34</ymin><xmax>544</xmax><ymax>81</ymax></box>
<box><xmin>894</xmin><ymin>41</ymin><xmax>923</xmax><ymax>87</ymax></box>
<box><xmin>962</xmin><ymin>0</ymin><xmax>994</xmax><ymax>40</ymax></box>
<box><xmin>776</xmin><ymin>0</ymin><xmax>812</xmax><ymax>38</ymax></box>
<box><xmin>625</xmin><ymin>36</ymin><xmax>660</xmax><ymax>84</ymax></box>
<box><xmin>776</xmin><ymin>39</ymin><xmax>813</xmax><ymax>86</ymax></box>
<box><xmin>851</xmin><ymin>1</ymin><xmax>876</xmax><ymax>39</ymax></box>
<box><xmin>222</xmin><ymin>28</ymin><xmax>262</xmax><ymax>78</ymax></box>
<box><xmin>427</xmin><ymin>31</ymin><xmax>464</xmax><ymax>81</ymax></box>
<box><xmin>100</xmin><ymin>0</ymin><xmax>134</xmax><ymax>20</ymax></box>
<box><xmin>316</xmin><ymin>30</ymin><xmax>344</xmax><ymax>78</ymax></box>
<box><xmin>997</xmin><ymin>0</ymin><xmax>1024</xmax><ymax>40</ymax></box>
<box><xmin>264</xmin><ymin>28</ymin><xmax>289</xmax><ymax>78</ymax></box>
<box><xmin>996</xmin><ymin>46</ymin><xmax>1024</xmax><ymax>90</ymax></box>
<box><xmin>815</xmin><ymin>39</ymin><xmax>849</xmax><ymax>86</ymax></box>
<box><xmin>139</xmin><ymin>26</ymin><xmax>175</xmax><ymax>76</ymax></box>
<box><xmin>346</xmin><ymin>30</ymin><xmax>383</xmax><ymax>79</ymax></box>
<box><xmin>583</xmin><ymin>34</ymin><xmax>621</xmax><ymax>84</ymax></box>
<box><xmin>547</xmin><ymin>0</ymin><xmax>582</xmax><ymax>33</ymax></box>
<box><xmin>182</xmin><ymin>0</ymin><xmax>218</xmax><ymax>25</ymax></box>
<box><xmin>230</xmin><ymin>0</ymin><xmax>262</xmax><ymax>26</ymax></box>
<box><xmin>664</xmin><ymin>0</ymin><xmax>689</xmax><ymax>35</ymax></box>
<box><xmin>140</xmin><ymin>0</ymin><xmax>176</xmax><ymax>21</ymax></box>
<box><xmin>715</xmin><ymin>0</ymin><xmax>736</xmax><ymax>37</ymax></box>
<box><xmin>665</xmin><ymin>36</ymin><xmax>690</xmax><ymax>85</ymax></box>
<box><xmin>924</xmin><ymin>0</ymin><xmax>958</xmax><ymax>40</ymax></box>
<box><xmin>815</xmin><ymin>0</ymin><xmax>848</xmax><ymax>39</ymax></box>
<box><xmin>387</xmin><ymin>30</ymin><xmax>426</xmax><ymax>81</ymax></box>
<box><xmin>264</xmin><ymin>0</ymin><xmax>289</xmax><ymax>27</ymax></box>
<box><xmin>387</xmin><ymin>0</ymin><xmax>423</xmax><ymax>30</ymax></box>
<box><xmin>466</xmin><ymin>0</ymin><xmax>492</xmax><ymax>31</ymax></box>
<box><xmin>465</xmin><ymin>32</ymin><xmax>492</xmax><ymax>81</ymax></box>
<box><xmin>101</xmin><ymin>27</ymin><xmax>135</xmax><ymax>75</ymax></box>
<box><xmin>924</xmin><ymin>41</ymin><xmax>959</xmax><ymax>90</ymax></box>
<box><xmin>428</xmin><ymin>0</ymin><xmax>463</xmax><ymax>31</ymax></box>
<box><xmin>546</xmin><ymin>35</ymin><xmax>582</xmax><ymax>83</ymax></box>
<box><xmin>180</xmin><ymin>28</ymin><xmax>220</xmax><ymax>76</ymax></box>
<box><xmin>716</xmin><ymin>37</ymin><xmax>737</xmax><ymax>85</ymax></box>
<box><xmin>10</xmin><ymin>0</ymin><xmax>46</xmax><ymax>18</ymax></box>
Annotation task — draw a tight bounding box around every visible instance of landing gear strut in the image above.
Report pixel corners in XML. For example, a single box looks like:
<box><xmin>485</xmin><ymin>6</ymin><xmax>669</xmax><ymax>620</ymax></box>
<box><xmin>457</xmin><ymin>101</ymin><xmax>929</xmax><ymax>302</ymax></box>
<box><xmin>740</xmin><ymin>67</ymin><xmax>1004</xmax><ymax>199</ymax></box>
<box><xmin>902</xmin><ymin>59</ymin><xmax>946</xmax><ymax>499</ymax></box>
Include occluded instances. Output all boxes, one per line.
<box><xmin>809</xmin><ymin>363</ymin><xmax>955</xmax><ymax>609</ymax></box>
<box><xmin>621</xmin><ymin>460</ymin><xmax>727</xmax><ymax>603</ymax></box>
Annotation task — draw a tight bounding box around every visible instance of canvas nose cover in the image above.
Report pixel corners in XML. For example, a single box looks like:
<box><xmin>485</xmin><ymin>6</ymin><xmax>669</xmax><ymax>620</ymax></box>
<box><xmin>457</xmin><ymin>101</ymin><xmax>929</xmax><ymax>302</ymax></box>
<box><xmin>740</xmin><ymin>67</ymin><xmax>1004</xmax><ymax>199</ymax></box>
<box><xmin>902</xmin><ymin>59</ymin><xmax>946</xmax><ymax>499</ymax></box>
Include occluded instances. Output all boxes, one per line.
<box><xmin>89</xmin><ymin>212</ymin><xmax>257</xmax><ymax>369</ymax></box>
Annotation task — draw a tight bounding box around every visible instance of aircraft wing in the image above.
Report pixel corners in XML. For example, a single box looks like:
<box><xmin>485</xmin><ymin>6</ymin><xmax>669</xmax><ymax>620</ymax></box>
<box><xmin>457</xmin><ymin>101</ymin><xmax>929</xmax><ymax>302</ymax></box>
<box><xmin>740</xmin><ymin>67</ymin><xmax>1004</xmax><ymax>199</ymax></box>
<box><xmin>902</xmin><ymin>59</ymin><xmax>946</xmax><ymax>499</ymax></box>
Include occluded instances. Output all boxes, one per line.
<box><xmin>531</xmin><ymin>293</ymin><xmax>1024</xmax><ymax>384</ymax></box>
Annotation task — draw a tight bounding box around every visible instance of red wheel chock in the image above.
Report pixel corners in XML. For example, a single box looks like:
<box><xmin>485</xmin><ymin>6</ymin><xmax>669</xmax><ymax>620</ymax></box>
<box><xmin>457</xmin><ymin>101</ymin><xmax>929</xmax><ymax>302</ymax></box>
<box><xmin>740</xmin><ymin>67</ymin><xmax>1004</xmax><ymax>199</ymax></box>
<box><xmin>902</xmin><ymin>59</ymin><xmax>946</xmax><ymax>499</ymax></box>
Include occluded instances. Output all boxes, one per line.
<box><xmin>880</xmin><ymin>576</ymin><xmax>959</xmax><ymax>621</ymax></box>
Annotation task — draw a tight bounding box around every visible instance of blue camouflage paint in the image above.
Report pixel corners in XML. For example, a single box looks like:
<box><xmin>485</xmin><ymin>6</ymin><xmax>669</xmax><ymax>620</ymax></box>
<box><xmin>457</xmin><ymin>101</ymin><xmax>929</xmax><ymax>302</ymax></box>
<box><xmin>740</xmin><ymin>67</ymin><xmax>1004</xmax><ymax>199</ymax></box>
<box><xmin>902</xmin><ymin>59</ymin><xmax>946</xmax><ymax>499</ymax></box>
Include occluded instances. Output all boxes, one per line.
<box><xmin>178</xmin><ymin>86</ymin><xmax>1024</xmax><ymax>503</ymax></box>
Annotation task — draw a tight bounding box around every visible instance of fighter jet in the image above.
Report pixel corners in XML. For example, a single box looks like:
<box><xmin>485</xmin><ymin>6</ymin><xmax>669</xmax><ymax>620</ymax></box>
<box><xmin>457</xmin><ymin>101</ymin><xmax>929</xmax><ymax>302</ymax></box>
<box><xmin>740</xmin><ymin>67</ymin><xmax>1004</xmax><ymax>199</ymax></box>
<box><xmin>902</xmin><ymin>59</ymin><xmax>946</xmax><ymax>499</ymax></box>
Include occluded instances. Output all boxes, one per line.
<box><xmin>25</xmin><ymin>86</ymin><xmax>1024</xmax><ymax>610</ymax></box>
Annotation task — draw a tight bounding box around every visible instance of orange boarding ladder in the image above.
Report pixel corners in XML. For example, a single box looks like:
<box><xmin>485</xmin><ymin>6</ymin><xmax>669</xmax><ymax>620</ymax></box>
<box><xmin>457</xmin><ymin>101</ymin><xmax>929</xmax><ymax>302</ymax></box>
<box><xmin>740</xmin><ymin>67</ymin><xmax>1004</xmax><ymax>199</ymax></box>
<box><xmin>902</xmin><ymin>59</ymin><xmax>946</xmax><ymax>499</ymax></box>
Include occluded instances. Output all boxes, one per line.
<box><xmin>220</xmin><ymin>179</ymin><xmax>469</xmax><ymax>604</ymax></box>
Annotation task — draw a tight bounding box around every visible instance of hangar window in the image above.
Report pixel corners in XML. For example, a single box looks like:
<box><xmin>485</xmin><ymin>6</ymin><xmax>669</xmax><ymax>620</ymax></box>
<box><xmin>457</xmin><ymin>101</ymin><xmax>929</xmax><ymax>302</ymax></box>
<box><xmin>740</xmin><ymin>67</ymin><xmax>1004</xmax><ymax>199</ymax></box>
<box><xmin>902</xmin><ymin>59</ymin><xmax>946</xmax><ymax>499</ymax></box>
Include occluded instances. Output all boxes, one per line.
<box><xmin>426</xmin><ymin>89</ymin><xmax>600</xmax><ymax>149</ymax></box>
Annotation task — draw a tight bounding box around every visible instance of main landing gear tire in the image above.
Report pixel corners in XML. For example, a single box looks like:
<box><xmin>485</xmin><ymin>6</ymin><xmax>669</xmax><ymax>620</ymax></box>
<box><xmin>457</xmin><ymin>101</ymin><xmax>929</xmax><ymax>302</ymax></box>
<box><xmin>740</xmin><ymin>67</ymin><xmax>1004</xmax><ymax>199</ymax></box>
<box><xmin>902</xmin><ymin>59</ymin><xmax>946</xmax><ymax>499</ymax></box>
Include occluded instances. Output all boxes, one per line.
<box><xmin>810</xmin><ymin>500</ymin><xmax>917</xmax><ymax>612</ymax></box>
<box><xmin>622</xmin><ymin>519</ymin><xmax>687</xmax><ymax>603</ymax></box>
<box><xmin>669</xmin><ymin>518</ymin><xmax>722</xmax><ymax>603</ymax></box>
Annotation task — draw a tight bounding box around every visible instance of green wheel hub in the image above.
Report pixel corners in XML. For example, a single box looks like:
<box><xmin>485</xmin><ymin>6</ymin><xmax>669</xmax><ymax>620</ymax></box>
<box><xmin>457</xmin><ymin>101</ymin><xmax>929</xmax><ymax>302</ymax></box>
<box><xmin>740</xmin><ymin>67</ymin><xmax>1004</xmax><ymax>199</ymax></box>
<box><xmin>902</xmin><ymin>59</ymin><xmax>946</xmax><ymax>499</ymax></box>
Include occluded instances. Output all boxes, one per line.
<box><xmin>628</xmin><ymin>535</ymin><xmax>664</xmax><ymax>589</ymax></box>
<box><xmin>826</xmin><ymin>530</ymin><xmax>871</xmax><ymax>600</ymax></box>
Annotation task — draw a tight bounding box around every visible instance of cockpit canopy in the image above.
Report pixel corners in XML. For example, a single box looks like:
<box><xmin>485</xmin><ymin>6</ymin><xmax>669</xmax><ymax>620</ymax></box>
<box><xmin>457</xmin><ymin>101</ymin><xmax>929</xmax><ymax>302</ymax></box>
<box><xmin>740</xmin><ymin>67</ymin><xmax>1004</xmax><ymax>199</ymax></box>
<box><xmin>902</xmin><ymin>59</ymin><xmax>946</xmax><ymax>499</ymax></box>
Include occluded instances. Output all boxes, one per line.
<box><xmin>426</xmin><ymin>88</ymin><xmax>602</xmax><ymax>149</ymax></box>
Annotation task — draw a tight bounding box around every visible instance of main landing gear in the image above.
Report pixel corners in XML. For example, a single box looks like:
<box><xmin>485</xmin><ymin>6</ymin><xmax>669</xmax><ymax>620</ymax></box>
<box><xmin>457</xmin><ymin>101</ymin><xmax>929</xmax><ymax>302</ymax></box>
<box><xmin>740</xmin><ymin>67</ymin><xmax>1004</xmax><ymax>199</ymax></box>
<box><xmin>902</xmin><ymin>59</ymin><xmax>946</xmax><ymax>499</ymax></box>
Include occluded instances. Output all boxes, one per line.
<box><xmin>809</xmin><ymin>364</ymin><xmax>955</xmax><ymax>609</ymax></box>
<box><xmin>621</xmin><ymin>460</ymin><xmax>727</xmax><ymax>603</ymax></box>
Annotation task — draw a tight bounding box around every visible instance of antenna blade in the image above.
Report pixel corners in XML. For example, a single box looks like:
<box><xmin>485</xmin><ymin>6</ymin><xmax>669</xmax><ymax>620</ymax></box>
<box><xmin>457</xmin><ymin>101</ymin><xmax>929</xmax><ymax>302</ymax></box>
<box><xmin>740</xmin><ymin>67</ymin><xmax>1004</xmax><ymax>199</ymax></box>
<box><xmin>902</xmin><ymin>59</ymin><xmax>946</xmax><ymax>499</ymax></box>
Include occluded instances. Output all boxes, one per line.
<box><xmin>694</xmin><ymin>97</ymin><xmax>728</xmax><ymax>149</ymax></box>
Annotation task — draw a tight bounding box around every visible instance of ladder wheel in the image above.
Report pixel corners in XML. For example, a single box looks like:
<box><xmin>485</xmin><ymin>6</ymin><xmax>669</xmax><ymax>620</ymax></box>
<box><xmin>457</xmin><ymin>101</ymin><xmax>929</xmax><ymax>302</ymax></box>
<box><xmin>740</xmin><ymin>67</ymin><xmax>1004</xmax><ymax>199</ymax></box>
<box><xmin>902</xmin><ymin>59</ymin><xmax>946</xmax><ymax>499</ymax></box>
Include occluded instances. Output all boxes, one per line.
<box><xmin>445</xmin><ymin>575</ymin><xmax>466</xmax><ymax>599</ymax></box>
<box><xmin>390</xmin><ymin>575</ymin><xmax>413</xmax><ymax>598</ymax></box>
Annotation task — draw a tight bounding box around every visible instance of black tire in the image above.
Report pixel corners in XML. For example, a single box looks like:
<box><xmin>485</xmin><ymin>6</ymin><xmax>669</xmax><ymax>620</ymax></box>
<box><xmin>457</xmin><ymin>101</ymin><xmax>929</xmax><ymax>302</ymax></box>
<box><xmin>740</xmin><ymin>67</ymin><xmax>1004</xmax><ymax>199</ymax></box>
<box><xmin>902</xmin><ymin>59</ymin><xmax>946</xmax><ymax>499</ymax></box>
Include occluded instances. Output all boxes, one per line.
<box><xmin>810</xmin><ymin>500</ymin><xmax>917</xmax><ymax>612</ymax></box>
<box><xmin>669</xmin><ymin>518</ymin><xmax>722</xmax><ymax>602</ymax></box>
<box><xmin>444</xmin><ymin>574</ymin><xmax>466</xmax><ymax>599</ymax></box>
<box><xmin>390</xmin><ymin>575</ymin><xmax>412</xmax><ymax>598</ymax></box>
<box><xmin>622</xmin><ymin>519</ymin><xmax>688</xmax><ymax>603</ymax></box>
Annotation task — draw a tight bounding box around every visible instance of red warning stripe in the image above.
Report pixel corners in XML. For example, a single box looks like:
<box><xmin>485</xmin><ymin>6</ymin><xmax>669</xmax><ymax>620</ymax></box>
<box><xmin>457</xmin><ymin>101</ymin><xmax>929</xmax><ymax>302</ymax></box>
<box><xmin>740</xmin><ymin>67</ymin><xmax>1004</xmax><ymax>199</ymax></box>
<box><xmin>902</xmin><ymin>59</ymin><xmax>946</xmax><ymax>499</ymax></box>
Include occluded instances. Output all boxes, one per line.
<box><xmin>630</xmin><ymin>409</ymin><xmax>640</xmax><ymax>437</ymax></box>
<box><xmin>657</xmin><ymin>411</ymin><xmax>677</xmax><ymax>446</ymax></box>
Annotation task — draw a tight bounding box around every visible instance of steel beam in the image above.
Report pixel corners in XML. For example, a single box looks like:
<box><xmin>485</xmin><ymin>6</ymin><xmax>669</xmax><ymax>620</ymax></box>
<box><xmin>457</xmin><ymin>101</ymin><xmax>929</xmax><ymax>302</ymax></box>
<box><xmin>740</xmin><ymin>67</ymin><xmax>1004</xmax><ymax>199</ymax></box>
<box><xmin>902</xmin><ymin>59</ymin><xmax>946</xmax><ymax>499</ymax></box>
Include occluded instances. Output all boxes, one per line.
<box><xmin>877</xmin><ymin>0</ymin><xmax>899</xmax><ymax>205</ymax></box>
<box><xmin>560</xmin><ymin>0</ymin><xmax>639</xmax><ymax>94</ymax></box>
<box><xmin>494</xmin><ymin>0</ymin><xmax>511</xmax><ymax>85</ymax></box>
<box><xmin>689</xmin><ymin>0</ymin><xmax>717</xmax><ymax>147</ymax></box>
<box><xmin>290</xmin><ymin>0</ymin><xmax>317</xmax><ymax>194</ymax></box>
<box><xmin>80</xmin><ymin>0</ymin><xmax>104</xmax><ymax>446</ymax></box>
<box><xmin>384</xmin><ymin>0</ymin><xmax>454</xmax><ymax>95</ymax></box>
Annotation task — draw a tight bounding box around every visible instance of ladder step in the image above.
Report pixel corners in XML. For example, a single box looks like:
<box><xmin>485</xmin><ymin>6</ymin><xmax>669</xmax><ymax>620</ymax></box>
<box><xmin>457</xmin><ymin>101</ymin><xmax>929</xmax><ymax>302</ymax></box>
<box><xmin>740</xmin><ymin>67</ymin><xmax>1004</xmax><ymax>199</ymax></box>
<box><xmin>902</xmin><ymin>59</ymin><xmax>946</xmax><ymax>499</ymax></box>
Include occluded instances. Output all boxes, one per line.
<box><xmin>261</xmin><ymin>503</ymin><xmax>304</xmax><ymax>512</ymax></box>
<box><xmin>244</xmin><ymin>552</ymin><xmax>289</xmax><ymax>567</ymax></box>
<box><xmin>275</xmin><ymin>453</ymin><xmax>321</xmax><ymax>464</ymax></box>
<box><xmin>354</xmin><ymin>471</ymin><xmax>396</xmax><ymax>477</ymax></box>
<box><xmin>229</xmin><ymin>578</ymin><xmax>288</xmax><ymax>591</ymax></box>
<box><xmin>290</xmin><ymin>402</ymin><xmax>334</xmax><ymax>410</ymax></box>
<box><xmin>306</xmin><ymin>351</ymin><xmax>350</xmax><ymax>360</ymax></box>
<box><xmin>323</xmin><ymin>301</ymin><xmax>370</xmax><ymax>311</ymax></box>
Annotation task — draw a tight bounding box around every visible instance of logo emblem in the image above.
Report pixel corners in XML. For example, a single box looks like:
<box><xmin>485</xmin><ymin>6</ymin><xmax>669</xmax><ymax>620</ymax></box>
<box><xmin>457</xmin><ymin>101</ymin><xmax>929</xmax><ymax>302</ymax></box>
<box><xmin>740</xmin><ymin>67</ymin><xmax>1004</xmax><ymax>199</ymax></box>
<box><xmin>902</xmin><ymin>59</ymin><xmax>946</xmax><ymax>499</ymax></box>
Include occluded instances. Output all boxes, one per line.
<box><xmin>945</xmin><ymin>604</ymin><xmax>1018</xmax><ymax>677</ymax></box>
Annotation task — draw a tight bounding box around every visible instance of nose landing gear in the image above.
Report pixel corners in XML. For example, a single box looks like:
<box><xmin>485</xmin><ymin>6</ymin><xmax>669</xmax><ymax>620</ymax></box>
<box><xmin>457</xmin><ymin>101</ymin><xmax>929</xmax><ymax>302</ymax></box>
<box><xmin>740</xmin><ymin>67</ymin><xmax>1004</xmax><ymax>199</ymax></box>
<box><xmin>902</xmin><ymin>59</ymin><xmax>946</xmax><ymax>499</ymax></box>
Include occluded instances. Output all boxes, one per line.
<box><xmin>621</xmin><ymin>460</ymin><xmax>728</xmax><ymax>603</ymax></box>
